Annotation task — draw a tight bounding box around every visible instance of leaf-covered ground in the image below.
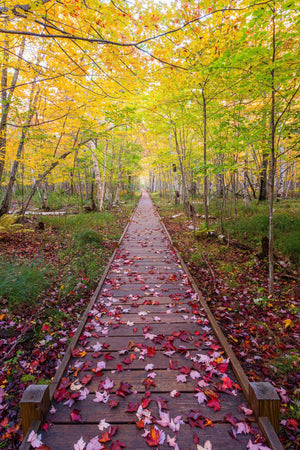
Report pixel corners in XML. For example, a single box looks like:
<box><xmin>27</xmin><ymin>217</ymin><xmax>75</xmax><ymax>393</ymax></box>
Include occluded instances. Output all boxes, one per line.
<box><xmin>0</xmin><ymin>210</ymin><xmax>131</xmax><ymax>449</ymax></box>
<box><xmin>160</xmin><ymin>214</ymin><xmax>299</xmax><ymax>449</ymax></box>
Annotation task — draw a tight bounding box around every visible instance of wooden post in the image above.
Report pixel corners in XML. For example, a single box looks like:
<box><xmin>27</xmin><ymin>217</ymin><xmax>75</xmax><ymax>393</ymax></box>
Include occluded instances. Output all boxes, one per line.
<box><xmin>249</xmin><ymin>382</ymin><xmax>280</xmax><ymax>434</ymax></box>
<box><xmin>258</xmin><ymin>417</ymin><xmax>284</xmax><ymax>450</ymax></box>
<box><xmin>20</xmin><ymin>385</ymin><xmax>50</xmax><ymax>436</ymax></box>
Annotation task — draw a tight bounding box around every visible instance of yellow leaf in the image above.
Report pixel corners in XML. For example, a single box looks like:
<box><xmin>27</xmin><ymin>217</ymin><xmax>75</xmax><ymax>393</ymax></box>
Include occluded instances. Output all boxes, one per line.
<box><xmin>283</xmin><ymin>319</ymin><xmax>294</xmax><ymax>329</ymax></box>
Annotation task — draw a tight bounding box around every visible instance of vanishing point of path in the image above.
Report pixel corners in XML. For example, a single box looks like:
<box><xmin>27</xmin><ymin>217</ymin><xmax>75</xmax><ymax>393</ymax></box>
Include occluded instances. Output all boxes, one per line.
<box><xmin>38</xmin><ymin>191</ymin><xmax>268</xmax><ymax>449</ymax></box>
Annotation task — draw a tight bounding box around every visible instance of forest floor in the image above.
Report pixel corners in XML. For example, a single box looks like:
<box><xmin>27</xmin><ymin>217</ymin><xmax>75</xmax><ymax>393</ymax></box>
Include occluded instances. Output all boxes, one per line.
<box><xmin>157</xmin><ymin>202</ymin><xmax>299</xmax><ymax>449</ymax></box>
<box><xmin>0</xmin><ymin>195</ymin><xmax>299</xmax><ymax>449</ymax></box>
<box><xmin>0</xmin><ymin>200</ymin><xmax>137</xmax><ymax>449</ymax></box>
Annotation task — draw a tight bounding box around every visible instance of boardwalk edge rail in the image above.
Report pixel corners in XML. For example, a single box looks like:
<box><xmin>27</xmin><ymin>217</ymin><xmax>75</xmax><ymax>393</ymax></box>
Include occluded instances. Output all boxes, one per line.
<box><xmin>19</xmin><ymin>202</ymin><xmax>139</xmax><ymax>450</ymax></box>
<box><xmin>157</xmin><ymin>209</ymin><xmax>283</xmax><ymax>450</ymax></box>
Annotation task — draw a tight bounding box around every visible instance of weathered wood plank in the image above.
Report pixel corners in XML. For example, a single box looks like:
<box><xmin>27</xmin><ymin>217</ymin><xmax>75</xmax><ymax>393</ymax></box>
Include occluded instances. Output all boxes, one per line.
<box><xmin>97</xmin><ymin>313</ymin><xmax>200</xmax><ymax>324</ymax></box>
<box><xmin>83</xmin><ymin>322</ymin><xmax>208</xmax><ymax>337</ymax></box>
<box><xmin>48</xmin><ymin>392</ymin><xmax>249</xmax><ymax>423</ymax></box>
<box><xmin>68</xmin><ymin>348</ymin><xmax>215</xmax><ymax>371</ymax></box>
<box><xmin>76</xmin><ymin>369</ymin><xmax>226</xmax><ymax>393</ymax></box>
<box><xmin>40</xmin><ymin>423</ymin><xmax>256</xmax><ymax>450</ymax></box>
<box><xmin>258</xmin><ymin>417</ymin><xmax>284</xmax><ymax>450</ymax></box>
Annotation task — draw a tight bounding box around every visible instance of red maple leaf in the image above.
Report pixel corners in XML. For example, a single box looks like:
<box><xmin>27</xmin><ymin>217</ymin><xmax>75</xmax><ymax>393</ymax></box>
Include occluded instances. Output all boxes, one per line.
<box><xmin>116</xmin><ymin>382</ymin><xmax>132</xmax><ymax>397</ymax></box>
<box><xmin>80</xmin><ymin>374</ymin><xmax>92</xmax><ymax>385</ymax></box>
<box><xmin>142</xmin><ymin>398</ymin><xmax>151</xmax><ymax>408</ymax></box>
<box><xmin>126</xmin><ymin>402</ymin><xmax>139</xmax><ymax>412</ymax></box>
<box><xmin>109</xmin><ymin>400</ymin><xmax>119</xmax><ymax>409</ymax></box>
<box><xmin>145</xmin><ymin>426</ymin><xmax>160</xmax><ymax>447</ymax></box>
<box><xmin>110</xmin><ymin>440</ymin><xmax>126</xmax><ymax>449</ymax></box>
<box><xmin>100</xmin><ymin>431</ymin><xmax>111</xmax><ymax>443</ymax></box>
<box><xmin>147</xmin><ymin>346</ymin><xmax>156</xmax><ymax>357</ymax></box>
<box><xmin>188</xmin><ymin>410</ymin><xmax>206</xmax><ymax>429</ymax></box>
<box><xmin>109</xmin><ymin>426</ymin><xmax>118</xmax><ymax>437</ymax></box>
<box><xmin>156</xmin><ymin>396</ymin><xmax>168</xmax><ymax>410</ymax></box>
<box><xmin>70</xmin><ymin>408</ymin><xmax>82</xmax><ymax>423</ymax></box>
<box><xmin>224</xmin><ymin>413</ymin><xmax>238</xmax><ymax>427</ymax></box>
<box><xmin>207</xmin><ymin>396</ymin><xmax>221</xmax><ymax>412</ymax></box>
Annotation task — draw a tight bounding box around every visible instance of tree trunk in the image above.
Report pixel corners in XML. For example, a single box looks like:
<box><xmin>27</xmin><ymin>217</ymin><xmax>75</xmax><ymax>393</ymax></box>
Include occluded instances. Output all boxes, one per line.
<box><xmin>202</xmin><ymin>89</ymin><xmax>209</xmax><ymax>229</ymax></box>
<box><xmin>276</xmin><ymin>145</ymin><xmax>285</xmax><ymax>200</ymax></box>
<box><xmin>91</xmin><ymin>143</ymin><xmax>102</xmax><ymax>211</ymax></box>
<box><xmin>173</xmin><ymin>126</ymin><xmax>188</xmax><ymax>206</ymax></box>
<box><xmin>268</xmin><ymin>3</ymin><xmax>276</xmax><ymax>296</ymax></box>
<box><xmin>19</xmin><ymin>130</ymin><xmax>83</xmax><ymax>215</ymax></box>
<box><xmin>0</xmin><ymin>38</ymin><xmax>26</xmax><ymax>183</ymax></box>
<box><xmin>0</xmin><ymin>87</ymin><xmax>40</xmax><ymax>216</ymax></box>
<box><xmin>99</xmin><ymin>140</ymin><xmax>108</xmax><ymax>210</ymax></box>
<box><xmin>259</xmin><ymin>151</ymin><xmax>268</xmax><ymax>201</ymax></box>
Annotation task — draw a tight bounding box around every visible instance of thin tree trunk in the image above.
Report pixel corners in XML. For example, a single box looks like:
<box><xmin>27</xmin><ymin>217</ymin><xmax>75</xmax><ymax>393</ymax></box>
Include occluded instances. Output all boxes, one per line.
<box><xmin>100</xmin><ymin>140</ymin><xmax>108</xmax><ymax>210</ymax></box>
<box><xmin>0</xmin><ymin>38</ymin><xmax>26</xmax><ymax>183</ymax></box>
<box><xmin>91</xmin><ymin>142</ymin><xmax>102</xmax><ymax>211</ymax></box>
<box><xmin>259</xmin><ymin>151</ymin><xmax>268</xmax><ymax>201</ymax></box>
<box><xmin>276</xmin><ymin>145</ymin><xmax>285</xmax><ymax>199</ymax></box>
<box><xmin>202</xmin><ymin>89</ymin><xmax>209</xmax><ymax>229</ymax></box>
<box><xmin>173</xmin><ymin>126</ymin><xmax>188</xmax><ymax>206</ymax></box>
<box><xmin>268</xmin><ymin>3</ymin><xmax>276</xmax><ymax>296</ymax></box>
<box><xmin>19</xmin><ymin>130</ymin><xmax>83</xmax><ymax>215</ymax></box>
<box><xmin>0</xmin><ymin>86</ymin><xmax>40</xmax><ymax>215</ymax></box>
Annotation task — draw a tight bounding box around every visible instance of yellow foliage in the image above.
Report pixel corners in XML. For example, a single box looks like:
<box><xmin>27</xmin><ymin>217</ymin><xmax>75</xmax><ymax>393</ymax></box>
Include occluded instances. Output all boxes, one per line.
<box><xmin>0</xmin><ymin>214</ymin><xmax>30</xmax><ymax>234</ymax></box>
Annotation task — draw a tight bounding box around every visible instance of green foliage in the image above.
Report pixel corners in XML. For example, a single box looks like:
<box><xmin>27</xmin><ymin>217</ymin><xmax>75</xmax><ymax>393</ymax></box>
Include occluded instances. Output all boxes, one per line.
<box><xmin>43</xmin><ymin>211</ymin><xmax>117</xmax><ymax>235</ymax></box>
<box><xmin>76</xmin><ymin>229</ymin><xmax>104</xmax><ymax>246</ymax></box>
<box><xmin>0</xmin><ymin>260</ymin><xmax>50</xmax><ymax>311</ymax></box>
<box><xmin>0</xmin><ymin>214</ymin><xmax>25</xmax><ymax>233</ymax></box>
<box><xmin>225</xmin><ymin>201</ymin><xmax>300</xmax><ymax>264</ymax></box>
<box><xmin>270</xmin><ymin>352</ymin><xmax>300</xmax><ymax>377</ymax></box>
<box><xmin>281</xmin><ymin>231</ymin><xmax>300</xmax><ymax>264</ymax></box>
<box><xmin>253</xmin><ymin>296</ymin><xmax>269</xmax><ymax>308</ymax></box>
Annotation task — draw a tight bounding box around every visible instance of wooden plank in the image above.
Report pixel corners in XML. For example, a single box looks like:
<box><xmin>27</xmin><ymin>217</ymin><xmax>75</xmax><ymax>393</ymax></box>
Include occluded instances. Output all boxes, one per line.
<box><xmin>48</xmin><ymin>392</ymin><xmax>249</xmax><ymax>423</ymax></box>
<box><xmin>19</xmin><ymin>420</ymin><xmax>41</xmax><ymax>450</ymax></box>
<box><xmin>78</xmin><ymin>369</ymin><xmax>221</xmax><ymax>393</ymax></box>
<box><xmin>40</xmin><ymin>423</ymin><xmax>255</xmax><ymax>450</ymax></box>
<box><xmin>92</xmin><ymin>303</ymin><xmax>186</xmax><ymax>313</ymax></box>
<box><xmin>69</xmin><ymin>348</ymin><xmax>214</xmax><ymax>370</ymax></box>
<box><xmin>97</xmin><ymin>313</ymin><xmax>199</xmax><ymax>324</ymax></box>
<box><xmin>85</xmin><ymin>336</ymin><xmax>209</xmax><ymax>351</ymax></box>
<box><xmin>83</xmin><ymin>322</ymin><xmax>207</xmax><ymax>337</ymax></box>
<box><xmin>102</xmin><ymin>283</ymin><xmax>187</xmax><ymax>290</ymax></box>
<box><xmin>258</xmin><ymin>417</ymin><xmax>284</xmax><ymax>450</ymax></box>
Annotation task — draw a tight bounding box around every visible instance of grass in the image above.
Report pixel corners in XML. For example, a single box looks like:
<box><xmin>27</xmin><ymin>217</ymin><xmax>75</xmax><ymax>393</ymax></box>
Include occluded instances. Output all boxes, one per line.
<box><xmin>1</xmin><ymin>193</ymin><xmax>140</xmax><ymax>314</ymax></box>
<box><xmin>0</xmin><ymin>260</ymin><xmax>51</xmax><ymax>312</ymax></box>
<box><xmin>153</xmin><ymin>193</ymin><xmax>300</xmax><ymax>266</ymax></box>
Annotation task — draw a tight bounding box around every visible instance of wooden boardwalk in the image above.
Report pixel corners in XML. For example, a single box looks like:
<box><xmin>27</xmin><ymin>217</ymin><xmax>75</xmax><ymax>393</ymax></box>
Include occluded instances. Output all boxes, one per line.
<box><xmin>24</xmin><ymin>191</ymin><xmax>276</xmax><ymax>449</ymax></box>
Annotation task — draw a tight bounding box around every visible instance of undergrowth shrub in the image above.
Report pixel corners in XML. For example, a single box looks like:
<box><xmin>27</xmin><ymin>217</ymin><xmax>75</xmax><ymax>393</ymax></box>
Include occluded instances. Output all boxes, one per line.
<box><xmin>0</xmin><ymin>214</ymin><xmax>25</xmax><ymax>234</ymax></box>
<box><xmin>281</xmin><ymin>231</ymin><xmax>300</xmax><ymax>264</ymax></box>
<box><xmin>76</xmin><ymin>229</ymin><xmax>104</xmax><ymax>246</ymax></box>
<box><xmin>0</xmin><ymin>260</ymin><xmax>49</xmax><ymax>311</ymax></box>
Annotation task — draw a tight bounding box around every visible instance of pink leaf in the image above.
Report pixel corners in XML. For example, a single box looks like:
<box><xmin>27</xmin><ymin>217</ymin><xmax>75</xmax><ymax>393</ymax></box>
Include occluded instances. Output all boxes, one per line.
<box><xmin>74</xmin><ymin>437</ymin><xmax>86</xmax><ymax>450</ymax></box>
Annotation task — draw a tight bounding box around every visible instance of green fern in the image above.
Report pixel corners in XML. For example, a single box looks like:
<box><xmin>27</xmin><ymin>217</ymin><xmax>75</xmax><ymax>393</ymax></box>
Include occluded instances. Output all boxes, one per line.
<box><xmin>0</xmin><ymin>213</ymin><xmax>29</xmax><ymax>233</ymax></box>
